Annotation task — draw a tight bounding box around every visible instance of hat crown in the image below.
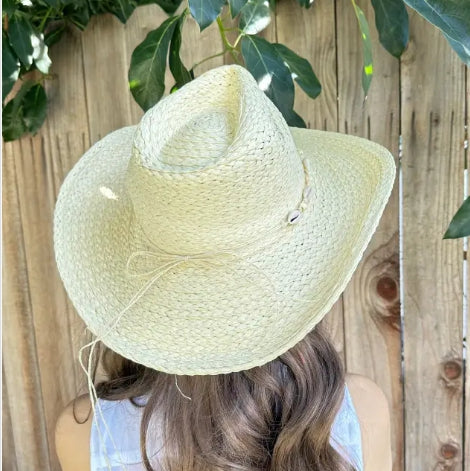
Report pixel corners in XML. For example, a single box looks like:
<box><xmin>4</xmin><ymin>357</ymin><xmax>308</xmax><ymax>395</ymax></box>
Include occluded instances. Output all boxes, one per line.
<box><xmin>126</xmin><ymin>64</ymin><xmax>305</xmax><ymax>253</ymax></box>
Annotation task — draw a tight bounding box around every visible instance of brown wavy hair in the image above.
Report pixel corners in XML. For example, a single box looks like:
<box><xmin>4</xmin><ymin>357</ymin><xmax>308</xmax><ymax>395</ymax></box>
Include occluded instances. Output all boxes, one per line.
<box><xmin>77</xmin><ymin>319</ymin><xmax>358</xmax><ymax>471</ymax></box>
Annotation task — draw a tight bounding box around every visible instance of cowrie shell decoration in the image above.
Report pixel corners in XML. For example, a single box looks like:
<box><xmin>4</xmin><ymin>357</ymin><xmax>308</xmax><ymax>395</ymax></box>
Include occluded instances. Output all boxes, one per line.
<box><xmin>286</xmin><ymin>156</ymin><xmax>313</xmax><ymax>226</ymax></box>
<box><xmin>287</xmin><ymin>209</ymin><xmax>302</xmax><ymax>224</ymax></box>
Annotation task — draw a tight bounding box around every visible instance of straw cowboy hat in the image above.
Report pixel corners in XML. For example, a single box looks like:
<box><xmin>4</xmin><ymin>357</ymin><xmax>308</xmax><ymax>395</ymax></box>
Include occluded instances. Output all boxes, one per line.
<box><xmin>53</xmin><ymin>64</ymin><xmax>396</xmax><ymax>376</ymax></box>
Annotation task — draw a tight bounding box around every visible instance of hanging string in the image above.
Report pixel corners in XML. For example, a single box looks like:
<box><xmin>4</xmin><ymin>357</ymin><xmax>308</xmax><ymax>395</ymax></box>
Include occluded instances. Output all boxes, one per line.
<box><xmin>174</xmin><ymin>375</ymin><xmax>192</xmax><ymax>401</ymax></box>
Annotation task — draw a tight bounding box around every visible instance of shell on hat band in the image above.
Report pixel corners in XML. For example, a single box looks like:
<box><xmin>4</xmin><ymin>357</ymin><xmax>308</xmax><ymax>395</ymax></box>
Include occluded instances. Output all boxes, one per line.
<box><xmin>286</xmin><ymin>153</ymin><xmax>313</xmax><ymax>225</ymax></box>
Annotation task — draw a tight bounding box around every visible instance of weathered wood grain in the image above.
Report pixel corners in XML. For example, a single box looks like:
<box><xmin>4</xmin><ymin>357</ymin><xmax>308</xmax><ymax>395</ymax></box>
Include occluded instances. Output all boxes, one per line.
<box><xmin>80</xmin><ymin>13</ymin><xmax>134</xmax><ymax>142</ymax></box>
<box><xmin>463</xmin><ymin>68</ymin><xmax>470</xmax><ymax>470</ymax></box>
<box><xmin>2</xmin><ymin>139</ymin><xmax>51</xmax><ymax>469</ymax></box>
<box><xmin>13</xmin><ymin>135</ymin><xmax>81</xmax><ymax>470</ymax></box>
<box><xmin>4</xmin><ymin>22</ymin><xmax>94</xmax><ymax>470</ymax></box>
<box><xmin>464</xmin><ymin>66</ymin><xmax>469</xmax><ymax>471</ymax></box>
<box><xmin>276</xmin><ymin>0</ymin><xmax>337</xmax><ymax>131</ymax></box>
<box><xmin>2</xmin><ymin>364</ymin><xmax>18</xmax><ymax>471</ymax></box>
<box><xmin>274</xmin><ymin>0</ymin><xmax>345</xmax><ymax>362</ymax></box>
<box><xmin>43</xmin><ymin>22</ymin><xmax>96</xmax><ymax>468</ymax></box>
<box><xmin>46</xmin><ymin>131</ymin><xmax>90</xmax><ymax>394</ymax></box>
<box><xmin>43</xmin><ymin>25</ymin><xmax>90</xmax><ymax>138</ymax></box>
<box><xmin>334</xmin><ymin>1</ymin><xmax>403</xmax><ymax>469</ymax></box>
<box><xmin>401</xmin><ymin>8</ymin><xmax>466</xmax><ymax>470</ymax></box>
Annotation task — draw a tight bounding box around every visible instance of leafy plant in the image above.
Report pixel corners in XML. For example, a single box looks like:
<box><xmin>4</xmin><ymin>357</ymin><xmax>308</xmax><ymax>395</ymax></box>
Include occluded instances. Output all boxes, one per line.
<box><xmin>352</xmin><ymin>0</ymin><xmax>374</xmax><ymax>99</ymax></box>
<box><xmin>2</xmin><ymin>0</ymin><xmax>470</xmax><ymax>237</ymax></box>
<box><xmin>444</xmin><ymin>196</ymin><xmax>470</xmax><ymax>239</ymax></box>
<box><xmin>1</xmin><ymin>0</ymin><xmax>184</xmax><ymax>141</ymax></box>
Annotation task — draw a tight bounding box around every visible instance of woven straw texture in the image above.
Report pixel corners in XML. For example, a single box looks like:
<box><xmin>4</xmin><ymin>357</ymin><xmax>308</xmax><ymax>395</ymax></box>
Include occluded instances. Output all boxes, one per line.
<box><xmin>53</xmin><ymin>64</ymin><xmax>396</xmax><ymax>375</ymax></box>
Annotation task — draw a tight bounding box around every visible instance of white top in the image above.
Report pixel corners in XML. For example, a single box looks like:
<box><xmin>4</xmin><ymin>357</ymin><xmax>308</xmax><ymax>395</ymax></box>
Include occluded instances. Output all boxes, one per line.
<box><xmin>90</xmin><ymin>383</ymin><xmax>364</xmax><ymax>471</ymax></box>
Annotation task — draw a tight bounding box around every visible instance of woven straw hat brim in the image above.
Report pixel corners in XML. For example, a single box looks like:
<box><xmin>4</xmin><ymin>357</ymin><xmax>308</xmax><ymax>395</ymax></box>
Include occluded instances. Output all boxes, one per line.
<box><xmin>53</xmin><ymin>124</ymin><xmax>395</xmax><ymax>375</ymax></box>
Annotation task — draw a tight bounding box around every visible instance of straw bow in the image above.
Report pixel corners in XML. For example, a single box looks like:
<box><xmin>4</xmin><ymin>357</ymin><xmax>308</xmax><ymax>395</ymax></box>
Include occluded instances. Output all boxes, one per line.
<box><xmin>125</xmin><ymin>247</ymin><xmax>240</xmax><ymax>278</ymax></box>
<box><xmin>123</xmin><ymin>244</ymin><xmax>282</xmax><ymax>318</ymax></box>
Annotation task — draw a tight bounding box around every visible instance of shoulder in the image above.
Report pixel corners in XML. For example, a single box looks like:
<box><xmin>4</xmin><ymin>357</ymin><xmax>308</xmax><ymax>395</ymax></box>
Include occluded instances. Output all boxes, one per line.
<box><xmin>345</xmin><ymin>373</ymin><xmax>393</xmax><ymax>471</ymax></box>
<box><xmin>55</xmin><ymin>394</ymin><xmax>93</xmax><ymax>471</ymax></box>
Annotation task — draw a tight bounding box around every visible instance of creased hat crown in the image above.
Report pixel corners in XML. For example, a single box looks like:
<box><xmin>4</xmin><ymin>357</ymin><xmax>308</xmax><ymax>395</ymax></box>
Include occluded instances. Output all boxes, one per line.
<box><xmin>125</xmin><ymin>64</ymin><xmax>306</xmax><ymax>253</ymax></box>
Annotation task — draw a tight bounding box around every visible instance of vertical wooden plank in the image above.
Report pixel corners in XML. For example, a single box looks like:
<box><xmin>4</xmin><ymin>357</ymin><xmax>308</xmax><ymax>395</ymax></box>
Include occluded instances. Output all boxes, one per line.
<box><xmin>81</xmin><ymin>13</ymin><xmax>134</xmax><ymax>142</ymax></box>
<box><xmin>48</xmin><ymin>131</ymin><xmax>91</xmax><ymax>391</ymax></box>
<box><xmin>275</xmin><ymin>0</ymin><xmax>337</xmax><ymax>131</ymax></box>
<box><xmin>464</xmin><ymin>66</ymin><xmax>469</xmax><ymax>471</ymax></box>
<box><xmin>274</xmin><ymin>0</ymin><xmax>344</xmax><ymax>360</ymax></box>
<box><xmin>2</xmin><ymin>140</ymin><xmax>51</xmax><ymax>470</ymax></box>
<box><xmin>43</xmin><ymin>29</ymin><xmax>92</xmax><ymax>399</ymax></box>
<box><xmin>334</xmin><ymin>0</ymin><xmax>402</xmax><ymax>469</ymax></box>
<box><xmin>44</xmin><ymin>24</ymin><xmax>90</xmax><ymax>137</ymax></box>
<box><xmin>43</xmin><ymin>22</ymin><xmax>93</xmax><ymax>469</ymax></box>
<box><xmin>401</xmin><ymin>9</ymin><xmax>466</xmax><ymax>470</ymax></box>
<box><xmin>2</xmin><ymin>131</ymin><xmax>89</xmax><ymax>470</ymax></box>
<box><xmin>11</xmin><ymin>134</ymin><xmax>85</xmax><ymax>471</ymax></box>
<box><xmin>2</xmin><ymin>22</ymin><xmax>93</xmax><ymax>470</ymax></box>
<box><xmin>2</xmin><ymin>364</ymin><xmax>18</xmax><ymax>471</ymax></box>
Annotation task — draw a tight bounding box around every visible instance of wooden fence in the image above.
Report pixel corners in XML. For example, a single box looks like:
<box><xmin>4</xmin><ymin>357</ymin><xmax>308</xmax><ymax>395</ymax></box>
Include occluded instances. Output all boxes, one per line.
<box><xmin>2</xmin><ymin>0</ymin><xmax>469</xmax><ymax>469</ymax></box>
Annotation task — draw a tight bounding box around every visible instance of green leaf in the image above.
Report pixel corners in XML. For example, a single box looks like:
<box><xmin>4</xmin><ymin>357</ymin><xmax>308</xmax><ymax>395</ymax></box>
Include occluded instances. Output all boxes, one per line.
<box><xmin>62</xmin><ymin>2</ymin><xmax>91</xmax><ymax>30</ymax></box>
<box><xmin>442</xmin><ymin>30</ymin><xmax>470</xmax><ymax>65</ymax></box>
<box><xmin>2</xmin><ymin>0</ymin><xmax>17</xmax><ymax>17</ymax></box>
<box><xmin>371</xmin><ymin>0</ymin><xmax>408</xmax><ymax>57</ymax></box>
<box><xmin>22</xmin><ymin>82</ymin><xmax>47</xmax><ymax>134</ymax></box>
<box><xmin>61</xmin><ymin>0</ymin><xmax>87</xmax><ymax>6</ymax></box>
<box><xmin>295</xmin><ymin>0</ymin><xmax>314</xmax><ymax>8</ymax></box>
<box><xmin>128</xmin><ymin>15</ymin><xmax>179</xmax><ymax>111</ymax></box>
<box><xmin>239</xmin><ymin>0</ymin><xmax>271</xmax><ymax>34</ymax></box>
<box><xmin>31</xmin><ymin>31</ymin><xmax>51</xmax><ymax>74</ymax></box>
<box><xmin>443</xmin><ymin>197</ymin><xmax>470</xmax><ymax>239</ymax></box>
<box><xmin>351</xmin><ymin>0</ymin><xmax>373</xmax><ymax>98</ymax></box>
<box><xmin>169</xmin><ymin>10</ymin><xmax>193</xmax><ymax>88</ymax></box>
<box><xmin>84</xmin><ymin>0</ymin><xmax>99</xmax><ymax>15</ymax></box>
<box><xmin>170</xmin><ymin>70</ymin><xmax>195</xmax><ymax>93</ymax></box>
<box><xmin>8</xmin><ymin>13</ymin><xmax>35</xmax><ymax>69</ymax></box>
<box><xmin>1</xmin><ymin>80</ymin><xmax>47</xmax><ymax>140</ymax></box>
<box><xmin>2</xmin><ymin>79</ymin><xmax>35</xmax><ymax>141</ymax></box>
<box><xmin>272</xmin><ymin>43</ymin><xmax>321</xmax><ymax>98</ymax></box>
<box><xmin>44</xmin><ymin>23</ymin><xmax>66</xmax><ymax>47</ymax></box>
<box><xmin>135</xmin><ymin>0</ymin><xmax>183</xmax><ymax>15</ymax></box>
<box><xmin>403</xmin><ymin>0</ymin><xmax>470</xmax><ymax>65</ymax></box>
<box><xmin>241</xmin><ymin>34</ymin><xmax>306</xmax><ymax>128</ymax></box>
<box><xmin>2</xmin><ymin>99</ymin><xmax>27</xmax><ymax>141</ymax></box>
<box><xmin>188</xmin><ymin>0</ymin><xmax>226</xmax><ymax>31</ymax></box>
<box><xmin>43</xmin><ymin>0</ymin><xmax>61</xmax><ymax>7</ymax></box>
<box><xmin>106</xmin><ymin>0</ymin><xmax>137</xmax><ymax>23</ymax></box>
<box><xmin>228</xmin><ymin>0</ymin><xmax>248</xmax><ymax>17</ymax></box>
<box><xmin>2</xmin><ymin>31</ymin><xmax>20</xmax><ymax>102</ymax></box>
<box><xmin>282</xmin><ymin>108</ymin><xmax>307</xmax><ymax>127</ymax></box>
<box><xmin>156</xmin><ymin>0</ymin><xmax>184</xmax><ymax>14</ymax></box>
